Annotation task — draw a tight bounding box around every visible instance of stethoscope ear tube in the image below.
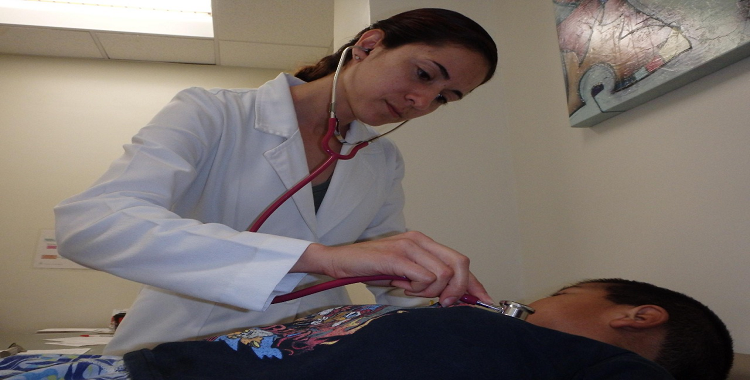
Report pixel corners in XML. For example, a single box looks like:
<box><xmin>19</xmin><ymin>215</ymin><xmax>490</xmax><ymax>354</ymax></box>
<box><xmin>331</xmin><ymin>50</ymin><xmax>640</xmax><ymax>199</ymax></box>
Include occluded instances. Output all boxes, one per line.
<box><xmin>271</xmin><ymin>275</ymin><xmax>399</xmax><ymax>304</ymax></box>
<box><xmin>322</xmin><ymin>117</ymin><xmax>370</xmax><ymax>159</ymax></box>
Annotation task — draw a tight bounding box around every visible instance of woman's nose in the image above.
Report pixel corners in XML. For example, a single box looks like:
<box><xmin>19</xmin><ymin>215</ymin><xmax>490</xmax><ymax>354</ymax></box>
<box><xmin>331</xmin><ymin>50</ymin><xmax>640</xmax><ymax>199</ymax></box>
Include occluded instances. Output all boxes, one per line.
<box><xmin>407</xmin><ymin>86</ymin><xmax>438</xmax><ymax>110</ymax></box>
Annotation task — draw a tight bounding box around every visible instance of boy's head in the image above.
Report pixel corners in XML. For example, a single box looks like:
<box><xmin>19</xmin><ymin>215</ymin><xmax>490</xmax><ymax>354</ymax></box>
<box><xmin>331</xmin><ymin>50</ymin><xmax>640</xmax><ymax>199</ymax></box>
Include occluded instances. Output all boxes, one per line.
<box><xmin>525</xmin><ymin>278</ymin><xmax>733</xmax><ymax>380</ymax></box>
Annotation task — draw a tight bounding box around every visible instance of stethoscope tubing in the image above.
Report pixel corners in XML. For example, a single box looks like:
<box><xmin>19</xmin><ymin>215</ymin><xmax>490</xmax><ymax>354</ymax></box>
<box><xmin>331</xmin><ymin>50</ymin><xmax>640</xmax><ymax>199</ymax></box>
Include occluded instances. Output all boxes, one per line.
<box><xmin>271</xmin><ymin>275</ymin><xmax>404</xmax><ymax>304</ymax></box>
<box><xmin>246</xmin><ymin>117</ymin><xmax>370</xmax><ymax>233</ymax></box>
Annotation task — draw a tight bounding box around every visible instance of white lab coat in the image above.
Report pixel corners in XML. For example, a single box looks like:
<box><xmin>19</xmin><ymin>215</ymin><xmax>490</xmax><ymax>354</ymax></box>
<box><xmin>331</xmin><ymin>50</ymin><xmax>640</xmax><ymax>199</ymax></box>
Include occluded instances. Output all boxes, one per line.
<box><xmin>54</xmin><ymin>73</ymin><xmax>425</xmax><ymax>355</ymax></box>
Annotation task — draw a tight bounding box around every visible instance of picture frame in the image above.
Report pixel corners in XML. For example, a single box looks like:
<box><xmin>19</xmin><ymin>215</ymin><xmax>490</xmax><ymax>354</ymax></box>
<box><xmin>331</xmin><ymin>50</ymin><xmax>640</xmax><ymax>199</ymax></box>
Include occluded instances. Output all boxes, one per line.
<box><xmin>554</xmin><ymin>0</ymin><xmax>750</xmax><ymax>127</ymax></box>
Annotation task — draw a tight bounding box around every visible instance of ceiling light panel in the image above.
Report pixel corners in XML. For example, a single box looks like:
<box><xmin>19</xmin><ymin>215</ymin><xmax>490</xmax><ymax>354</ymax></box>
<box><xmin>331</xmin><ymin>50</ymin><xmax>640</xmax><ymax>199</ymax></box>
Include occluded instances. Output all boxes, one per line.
<box><xmin>0</xmin><ymin>0</ymin><xmax>213</xmax><ymax>37</ymax></box>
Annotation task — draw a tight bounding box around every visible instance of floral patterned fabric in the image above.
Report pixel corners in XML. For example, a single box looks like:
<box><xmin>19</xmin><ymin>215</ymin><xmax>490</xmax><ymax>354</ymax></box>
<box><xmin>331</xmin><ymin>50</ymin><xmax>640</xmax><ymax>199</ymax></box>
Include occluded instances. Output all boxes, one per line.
<box><xmin>0</xmin><ymin>354</ymin><xmax>128</xmax><ymax>380</ymax></box>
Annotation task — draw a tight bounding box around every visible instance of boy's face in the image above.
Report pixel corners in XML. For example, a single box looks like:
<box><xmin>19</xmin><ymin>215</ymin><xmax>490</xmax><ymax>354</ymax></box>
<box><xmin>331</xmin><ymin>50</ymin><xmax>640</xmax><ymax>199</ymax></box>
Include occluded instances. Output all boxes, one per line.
<box><xmin>525</xmin><ymin>282</ymin><xmax>628</xmax><ymax>345</ymax></box>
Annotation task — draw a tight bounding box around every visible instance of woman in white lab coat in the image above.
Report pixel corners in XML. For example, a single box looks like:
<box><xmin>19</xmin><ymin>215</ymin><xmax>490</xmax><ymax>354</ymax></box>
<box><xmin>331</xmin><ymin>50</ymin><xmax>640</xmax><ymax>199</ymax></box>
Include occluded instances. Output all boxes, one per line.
<box><xmin>54</xmin><ymin>8</ymin><xmax>498</xmax><ymax>355</ymax></box>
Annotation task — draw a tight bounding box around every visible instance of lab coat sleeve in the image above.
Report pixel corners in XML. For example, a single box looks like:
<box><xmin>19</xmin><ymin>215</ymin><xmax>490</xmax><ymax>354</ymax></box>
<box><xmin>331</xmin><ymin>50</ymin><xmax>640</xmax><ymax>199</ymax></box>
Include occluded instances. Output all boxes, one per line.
<box><xmin>54</xmin><ymin>88</ymin><xmax>310</xmax><ymax>311</ymax></box>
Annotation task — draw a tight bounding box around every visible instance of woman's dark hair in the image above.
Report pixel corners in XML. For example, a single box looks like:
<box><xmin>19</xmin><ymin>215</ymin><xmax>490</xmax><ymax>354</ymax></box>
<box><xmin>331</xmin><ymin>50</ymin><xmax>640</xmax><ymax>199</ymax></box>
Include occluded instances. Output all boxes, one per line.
<box><xmin>578</xmin><ymin>278</ymin><xmax>734</xmax><ymax>380</ymax></box>
<box><xmin>295</xmin><ymin>8</ymin><xmax>497</xmax><ymax>84</ymax></box>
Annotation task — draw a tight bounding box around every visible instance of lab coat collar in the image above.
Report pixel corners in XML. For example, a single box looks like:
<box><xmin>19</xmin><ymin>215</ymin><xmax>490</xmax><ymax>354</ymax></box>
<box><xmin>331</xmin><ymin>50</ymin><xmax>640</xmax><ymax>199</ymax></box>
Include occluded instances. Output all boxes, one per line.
<box><xmin>317</xmin><ymin>121</ymin><xmax>385</xmax><ymax>237</ymax></box>
<box><xmin>255</xmin><ymin>73</ymin><xmax>385</xmax><ymax>240</ymax></box>
<box><xmin>253</xmin><ymin>73</ymin><xmax>380</xmax><ymax>142</ymax></box>
<box><xmin>315</xmin><ymin>147</ymin><xmax>379</xmax><ymax>238</ymax></box>
<box><xmin>253</xmin><ymin>73</ymin><xmax>305</xmax><ymax>138</ymax></box>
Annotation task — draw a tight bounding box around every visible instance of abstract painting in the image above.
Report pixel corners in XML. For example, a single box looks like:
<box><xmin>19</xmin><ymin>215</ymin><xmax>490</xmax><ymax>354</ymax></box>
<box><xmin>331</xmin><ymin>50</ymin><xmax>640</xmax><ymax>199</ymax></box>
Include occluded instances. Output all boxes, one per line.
<box><xmin>554</xmin><ymin>0</ymin><xmax>750</xmax><ymax>127</ymax></box>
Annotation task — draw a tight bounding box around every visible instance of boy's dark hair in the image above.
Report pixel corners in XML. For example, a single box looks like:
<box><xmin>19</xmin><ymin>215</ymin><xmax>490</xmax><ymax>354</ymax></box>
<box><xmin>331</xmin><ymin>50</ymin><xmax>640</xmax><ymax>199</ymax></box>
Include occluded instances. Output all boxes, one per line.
<box><xmin>579</xmin><ymin>278</ymin><xmax>733</xmax><ymax>380</ymax></box>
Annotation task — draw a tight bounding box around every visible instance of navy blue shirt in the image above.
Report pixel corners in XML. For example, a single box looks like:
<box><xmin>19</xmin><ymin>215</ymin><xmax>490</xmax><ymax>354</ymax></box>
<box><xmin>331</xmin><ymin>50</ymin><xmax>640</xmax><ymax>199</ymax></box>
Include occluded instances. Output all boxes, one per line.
<box><xmin>124</xmin><ymin>304</ymin><xmax>674</xmax><ymax>380</ymax></box>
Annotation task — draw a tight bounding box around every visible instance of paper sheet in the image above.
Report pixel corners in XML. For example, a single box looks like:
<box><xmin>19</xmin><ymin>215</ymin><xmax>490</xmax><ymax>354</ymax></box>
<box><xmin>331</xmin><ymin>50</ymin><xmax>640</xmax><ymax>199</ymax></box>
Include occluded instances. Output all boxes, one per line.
<box><xmin>20</xmin><ymin>348</ymin><xmax>91</xmax><ymax>355</ymax></box>
<box><xmin>44</xmin><ymin>336</ymin><xmax>112</xmax><ymax>347</ymax></box>
<box><xmin>37</xmin><ymin>328</ymin><xmax>113</xmax><ymax>334</ymax></box>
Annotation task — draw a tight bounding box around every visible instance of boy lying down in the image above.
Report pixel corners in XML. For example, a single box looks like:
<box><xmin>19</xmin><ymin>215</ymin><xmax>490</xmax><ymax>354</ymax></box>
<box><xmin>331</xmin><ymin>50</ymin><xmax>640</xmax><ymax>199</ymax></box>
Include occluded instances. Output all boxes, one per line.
<box><xmin>124</xmin><ymin>278</ymin><xmax>733</xmax><ymax>380</ymax></box>
<box><xmin>0</xmin><ymin>278</ymin><xmax>733</xmax><ymax>380</ymax></box>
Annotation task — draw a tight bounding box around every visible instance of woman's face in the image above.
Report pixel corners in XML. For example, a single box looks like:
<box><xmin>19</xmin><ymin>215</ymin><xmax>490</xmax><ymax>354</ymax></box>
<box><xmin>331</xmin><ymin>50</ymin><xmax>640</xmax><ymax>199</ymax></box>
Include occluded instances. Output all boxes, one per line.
<box><xmin>341</xmin><ymin>42</ymin><xmax>489</xmax><ymax>126</ymax></box>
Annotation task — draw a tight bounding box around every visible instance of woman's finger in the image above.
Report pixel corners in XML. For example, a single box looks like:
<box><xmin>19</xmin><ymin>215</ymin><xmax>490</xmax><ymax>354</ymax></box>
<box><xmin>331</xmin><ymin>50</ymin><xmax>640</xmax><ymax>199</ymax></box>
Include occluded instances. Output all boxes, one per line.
<box><xmin>386</xmin><ymin>231</ymin><xmax>473</xmax><ymax>305</ymax></box>
<box><xmin>293</xmin><ymin>233</ymin><xmax>488</xmax><ymax>306</ymax></box>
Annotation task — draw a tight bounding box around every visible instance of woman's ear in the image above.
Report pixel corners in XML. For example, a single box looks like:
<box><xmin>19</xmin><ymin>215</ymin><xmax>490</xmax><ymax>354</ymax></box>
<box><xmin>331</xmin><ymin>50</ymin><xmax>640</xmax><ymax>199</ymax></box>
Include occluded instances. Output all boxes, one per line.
<box><xmin>355</xmin><ymin>29</ymin><xmax>384</xmax><ymax>53</ymax></box>
<box><xmin>610</xmin><ymin>305</ymin><xmax>669</xmax><ymax>330</ymax></box>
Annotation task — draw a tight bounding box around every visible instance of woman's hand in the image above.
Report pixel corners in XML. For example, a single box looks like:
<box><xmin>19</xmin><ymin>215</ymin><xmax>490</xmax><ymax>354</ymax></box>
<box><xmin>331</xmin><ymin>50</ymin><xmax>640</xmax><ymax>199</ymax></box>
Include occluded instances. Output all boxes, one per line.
<box><xmin>290</xmin><ymin>231</ymin><xmax>493</xmax><ymax>307</ymax></box>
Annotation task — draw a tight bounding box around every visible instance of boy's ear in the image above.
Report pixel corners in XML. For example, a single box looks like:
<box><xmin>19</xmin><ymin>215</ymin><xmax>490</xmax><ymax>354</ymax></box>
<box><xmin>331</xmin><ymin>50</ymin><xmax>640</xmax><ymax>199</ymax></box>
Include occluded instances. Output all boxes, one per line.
<box><xmin>609</xmin><ymin>305</ymin><xmax>669</xmax><ymax>330</ymax></box>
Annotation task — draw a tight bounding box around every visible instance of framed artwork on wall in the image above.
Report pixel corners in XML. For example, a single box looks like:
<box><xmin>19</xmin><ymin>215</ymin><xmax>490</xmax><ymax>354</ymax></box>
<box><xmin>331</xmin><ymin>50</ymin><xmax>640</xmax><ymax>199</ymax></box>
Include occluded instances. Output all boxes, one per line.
<box><xmin>554</xmin><ymin>0</ymin><xmax>750</xmax><ymax>127</ymax></box>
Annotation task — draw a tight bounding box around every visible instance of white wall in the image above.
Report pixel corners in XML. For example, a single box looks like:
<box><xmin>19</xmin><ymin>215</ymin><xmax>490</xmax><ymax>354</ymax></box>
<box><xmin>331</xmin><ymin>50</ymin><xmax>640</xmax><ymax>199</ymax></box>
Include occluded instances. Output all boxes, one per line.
<box><xmin>497</xmin><ymin>0</ymin><xmax>750</xmax><ymax>353</ymax></box>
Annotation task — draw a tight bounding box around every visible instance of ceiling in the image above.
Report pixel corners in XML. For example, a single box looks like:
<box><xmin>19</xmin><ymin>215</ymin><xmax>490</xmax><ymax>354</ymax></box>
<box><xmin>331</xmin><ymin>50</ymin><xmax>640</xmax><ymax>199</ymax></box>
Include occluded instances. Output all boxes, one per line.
<box><xmin>0</xmin><ymin>0</ymin><xmax>336</xmax><ymax>71</ymax></box>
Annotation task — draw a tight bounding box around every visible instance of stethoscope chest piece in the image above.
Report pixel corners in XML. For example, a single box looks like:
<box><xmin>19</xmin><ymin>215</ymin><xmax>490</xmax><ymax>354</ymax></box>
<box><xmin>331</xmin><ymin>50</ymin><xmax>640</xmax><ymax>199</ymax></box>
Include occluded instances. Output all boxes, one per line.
<box><xmin>495</xmin><ymin>300</ymin><xmax>535</xmax><ymax>320</ymax></box>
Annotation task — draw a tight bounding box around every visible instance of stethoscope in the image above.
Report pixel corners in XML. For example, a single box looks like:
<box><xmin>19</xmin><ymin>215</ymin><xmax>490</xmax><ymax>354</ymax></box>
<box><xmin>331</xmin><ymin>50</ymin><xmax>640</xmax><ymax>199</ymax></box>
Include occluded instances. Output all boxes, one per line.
<box><xmin>247</xmin><ymin>45</ymin><xmax>407</xmax><ymax>233</ymax></box>
<box><xmin>245</xmin><ymin>45</ymin><xmax>534</xmax><ymax>320</ymax></box>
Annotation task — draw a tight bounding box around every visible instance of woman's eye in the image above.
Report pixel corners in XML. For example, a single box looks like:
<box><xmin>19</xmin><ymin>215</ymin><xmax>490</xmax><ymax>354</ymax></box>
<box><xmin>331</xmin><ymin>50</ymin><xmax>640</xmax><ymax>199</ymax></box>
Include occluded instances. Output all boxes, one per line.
<box><xmin>417</xmin><ymin>68</ymin><xmax>431</xmax><ymax>81</ymax></box>
<box><xmin>435</xmin><ymin>94</ymin><xmax>448</xmax><ymax>104</ymax></box>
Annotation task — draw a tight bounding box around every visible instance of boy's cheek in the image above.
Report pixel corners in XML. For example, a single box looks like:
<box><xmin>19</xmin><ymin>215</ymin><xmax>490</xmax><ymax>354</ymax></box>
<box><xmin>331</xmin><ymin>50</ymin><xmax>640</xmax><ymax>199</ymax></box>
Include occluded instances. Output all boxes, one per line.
<box><xmin>524</xmin><ymin>308</ymin><xmax>553</xmax><ymax>328</ymax></box>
